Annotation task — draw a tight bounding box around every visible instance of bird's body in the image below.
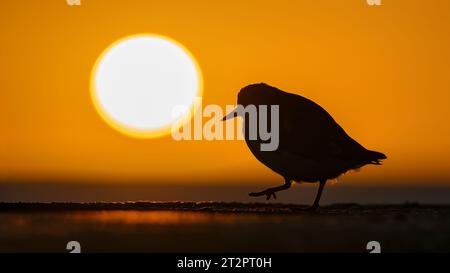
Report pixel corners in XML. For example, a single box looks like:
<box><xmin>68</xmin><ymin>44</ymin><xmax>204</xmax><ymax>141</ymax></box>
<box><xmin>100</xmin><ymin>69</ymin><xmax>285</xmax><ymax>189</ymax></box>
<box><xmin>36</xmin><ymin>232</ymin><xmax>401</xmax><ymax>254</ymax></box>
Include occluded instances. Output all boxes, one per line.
<box><xmin>223</xmin><ymin>83</ymin><xmax>386</xmax><ymax>209</ymax></box>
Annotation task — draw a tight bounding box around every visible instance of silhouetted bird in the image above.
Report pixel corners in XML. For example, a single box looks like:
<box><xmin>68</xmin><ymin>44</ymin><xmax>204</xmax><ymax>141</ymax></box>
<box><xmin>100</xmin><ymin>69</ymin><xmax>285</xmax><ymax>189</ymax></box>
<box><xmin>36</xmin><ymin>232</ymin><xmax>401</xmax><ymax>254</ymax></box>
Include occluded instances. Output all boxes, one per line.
<box><xmin>223</xmin><ymin>83</ymin><xmax>386</xmax><ymax>210</ymax></box>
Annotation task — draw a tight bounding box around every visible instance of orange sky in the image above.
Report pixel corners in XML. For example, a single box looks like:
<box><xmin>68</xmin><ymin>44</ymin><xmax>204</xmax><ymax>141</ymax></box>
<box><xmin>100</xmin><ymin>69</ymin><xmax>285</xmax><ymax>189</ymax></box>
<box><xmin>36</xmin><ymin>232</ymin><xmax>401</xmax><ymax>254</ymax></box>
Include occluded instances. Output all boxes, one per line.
<box><xmin>1</xmin><ymin>0</ymin><xmax>450</xmax><ymax>186</ymax></box>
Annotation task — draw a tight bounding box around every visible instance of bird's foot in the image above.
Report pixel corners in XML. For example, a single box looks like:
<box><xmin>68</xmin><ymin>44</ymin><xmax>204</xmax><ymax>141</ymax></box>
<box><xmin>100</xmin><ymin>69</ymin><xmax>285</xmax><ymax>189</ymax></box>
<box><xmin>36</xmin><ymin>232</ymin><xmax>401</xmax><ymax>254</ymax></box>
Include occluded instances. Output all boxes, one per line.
<box><xmin>304</xmin><ymin>204</ymin><xmax>320</xmax><ymax>212</ymax></box>
<box><xmin>249</xmin><ymin>190</ymin><xmax>277</xmax><ymax>200</ymax></box>
<box><xmin>248</xmin><ymin>182</ymin><xmax>291</xmax><ymax>201</ymax></box>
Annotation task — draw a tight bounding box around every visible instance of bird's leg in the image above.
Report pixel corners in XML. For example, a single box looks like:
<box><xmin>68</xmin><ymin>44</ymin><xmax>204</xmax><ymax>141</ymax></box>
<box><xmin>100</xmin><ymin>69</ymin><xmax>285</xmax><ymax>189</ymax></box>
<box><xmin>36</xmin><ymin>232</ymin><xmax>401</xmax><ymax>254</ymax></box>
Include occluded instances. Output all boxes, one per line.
<box><xmin>249</xmin><ymin>179</ymin><xmax>292</xmax><ymax>200</ymax></box>
<box><xmin>310</xmin><ymin>180</ymin><xmax>327</xmax><ymax>210</ymax></box>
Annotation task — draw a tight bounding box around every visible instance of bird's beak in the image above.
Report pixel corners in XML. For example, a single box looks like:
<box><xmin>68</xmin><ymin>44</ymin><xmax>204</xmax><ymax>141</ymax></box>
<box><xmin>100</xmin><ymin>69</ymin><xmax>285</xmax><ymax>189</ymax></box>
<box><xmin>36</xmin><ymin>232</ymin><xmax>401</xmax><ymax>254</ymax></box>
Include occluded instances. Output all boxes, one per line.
<box><xmin>222</xmin><ymin>107</ymin><xmax>241</xmax><ymax>121</ymax></box>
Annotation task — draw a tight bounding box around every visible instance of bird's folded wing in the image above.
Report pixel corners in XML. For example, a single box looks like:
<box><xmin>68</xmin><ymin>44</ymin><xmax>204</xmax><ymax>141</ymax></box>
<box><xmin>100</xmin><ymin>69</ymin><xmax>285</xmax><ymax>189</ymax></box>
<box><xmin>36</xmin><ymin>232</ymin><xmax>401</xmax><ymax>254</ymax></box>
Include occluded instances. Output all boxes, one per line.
<box><xmin>277</xmin><ymin>93</ymin><xmax>371</xmax><ymax>162</ymax></box>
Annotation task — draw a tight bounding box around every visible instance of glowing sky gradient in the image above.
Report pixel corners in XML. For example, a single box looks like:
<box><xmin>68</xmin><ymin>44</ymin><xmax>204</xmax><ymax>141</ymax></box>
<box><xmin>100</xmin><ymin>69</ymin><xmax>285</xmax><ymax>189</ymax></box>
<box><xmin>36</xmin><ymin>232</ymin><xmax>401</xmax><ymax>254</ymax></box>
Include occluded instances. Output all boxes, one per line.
<box><xmin>1</xmin><ymin>0</ymin><xmax>450</xmax><ymax>187</ymax></box>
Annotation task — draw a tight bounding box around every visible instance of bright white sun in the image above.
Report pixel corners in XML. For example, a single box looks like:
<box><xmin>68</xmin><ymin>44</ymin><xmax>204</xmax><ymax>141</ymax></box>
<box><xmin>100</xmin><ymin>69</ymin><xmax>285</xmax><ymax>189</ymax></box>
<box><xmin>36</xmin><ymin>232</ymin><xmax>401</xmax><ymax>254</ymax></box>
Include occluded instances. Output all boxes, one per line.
<box><xmin>91</xmin><ymin>34</ymin><xmax>203</xmax><ymax>138</ymax></box>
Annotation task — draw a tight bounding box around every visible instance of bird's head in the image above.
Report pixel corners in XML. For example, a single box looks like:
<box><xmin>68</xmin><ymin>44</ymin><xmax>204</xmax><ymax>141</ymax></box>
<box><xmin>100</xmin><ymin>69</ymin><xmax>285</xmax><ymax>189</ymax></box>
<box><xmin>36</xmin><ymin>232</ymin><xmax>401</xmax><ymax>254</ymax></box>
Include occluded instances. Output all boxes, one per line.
<box><xmin>222</xmin><ymin>83</ymin><xmax>277</xmax><ymax>121</ymax></box>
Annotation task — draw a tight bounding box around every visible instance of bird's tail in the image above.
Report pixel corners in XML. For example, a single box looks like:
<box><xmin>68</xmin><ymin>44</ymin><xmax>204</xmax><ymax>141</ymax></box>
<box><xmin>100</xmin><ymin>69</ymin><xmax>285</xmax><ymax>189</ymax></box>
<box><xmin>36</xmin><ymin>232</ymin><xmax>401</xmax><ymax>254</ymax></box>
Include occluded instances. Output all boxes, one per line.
<box><xmin>365</xmin><ymin>150</ymin><xmax>387</xmax><ymax>165</ymax></box>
